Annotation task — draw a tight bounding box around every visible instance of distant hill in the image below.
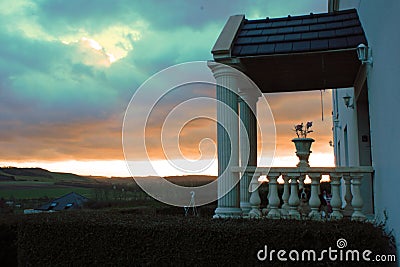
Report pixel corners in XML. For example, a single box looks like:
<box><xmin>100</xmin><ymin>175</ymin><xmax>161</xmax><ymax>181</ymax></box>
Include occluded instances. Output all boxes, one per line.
<box><xmin>0</xmin><ymin>167</ymin><xmax>217</xmax><ymax>186</ymax></box>
<box><xmin>0</xmin><ymin>167</ymin><xmax>96</xmax><ymax>184</ymax></box>
<box><xmin>0</xmin><ymin>174</ymin><xmax>15</xmax><ymax>181</ymax></box>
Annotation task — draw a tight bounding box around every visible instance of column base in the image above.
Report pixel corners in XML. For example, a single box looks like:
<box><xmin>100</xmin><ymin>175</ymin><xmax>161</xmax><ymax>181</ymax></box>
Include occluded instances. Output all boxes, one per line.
<box><xmin>267</xmin><ymin>209</ymin><xmax>281</xmax><ymax>219</ymax></box>
<box><xmin>351</xmin><ymin>210</ymin><xmax>366</xmax><ymax>221</ymax></box>
<box><xmin>288</xmin><ymin>208</ymin><xmax>301</xmax><ymax>220</ymax></box>
<box><xmin>308</xmin><ymin>210</ymin><xmax>322</xmax><ymax>220</ymax></box>
<box><xmin>240</xmin><ymin>201</ymin><xmax>251</xmax><ymax>216</ymax></box>
<box><xmin>330</xmin><ymin>210</ymin><xmax>343</xmax><ymax>220</ymax></box>
<box><xmin>213</xmin><ymin>207</ymin><xmax>243</xmax><ymax>219</ymax></box>
<box><xmin>249</xmin><ymin>208</ymin><xmax>262</xmax><ymax>218</ymax></box>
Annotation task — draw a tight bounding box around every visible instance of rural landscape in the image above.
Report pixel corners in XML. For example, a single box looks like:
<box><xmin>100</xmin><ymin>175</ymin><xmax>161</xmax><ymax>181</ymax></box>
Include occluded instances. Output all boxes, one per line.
<box><xmin>0</xmin><ymin>166</ymin><xmax>217</xmax><ymax>214</ymax></box>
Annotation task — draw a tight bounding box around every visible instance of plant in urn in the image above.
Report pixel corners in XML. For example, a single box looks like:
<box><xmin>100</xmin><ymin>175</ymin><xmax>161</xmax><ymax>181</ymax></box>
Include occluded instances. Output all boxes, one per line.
<box><xmin>292</xmin><ymin>122</ymin><xmax>314</xmax><ymax>167</ymax></box>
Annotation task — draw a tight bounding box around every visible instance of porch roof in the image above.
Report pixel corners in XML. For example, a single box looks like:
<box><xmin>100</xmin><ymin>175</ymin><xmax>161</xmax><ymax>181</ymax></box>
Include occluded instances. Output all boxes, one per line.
<box><xmin>212</xmin><ymin>9</ymin><xmax>368</xmax><ymax>93</ymax></box>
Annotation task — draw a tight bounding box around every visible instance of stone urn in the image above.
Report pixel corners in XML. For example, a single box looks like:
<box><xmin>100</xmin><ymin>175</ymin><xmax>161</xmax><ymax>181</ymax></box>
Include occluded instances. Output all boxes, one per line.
<box><xmin>292</xmin><ymin>138</ymin><xmax>315</xmax><ymax>167</ymax></box>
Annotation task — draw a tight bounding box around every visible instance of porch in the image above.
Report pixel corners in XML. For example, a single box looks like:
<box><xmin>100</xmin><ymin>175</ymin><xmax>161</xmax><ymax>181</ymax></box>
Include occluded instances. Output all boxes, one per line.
<box><xmin>209</xmin><ymin>9</ymin><xmax>374</xmax><ymax>220</ymax></box>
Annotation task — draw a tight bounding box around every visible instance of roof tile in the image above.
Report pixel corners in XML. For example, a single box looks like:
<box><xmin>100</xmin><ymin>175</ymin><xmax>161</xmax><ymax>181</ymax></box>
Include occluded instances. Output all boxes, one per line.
<box><xmin>310</xmin><ymin>39</ymin><xmax>329</xmax><ymax>50</ymax></box>
<box><xmin>271</xmin><ymin>20</ymin><xmax>287</xmax><ymax>27</ymax></box>
<box><xmin>335</xmin><ymin>27</ymin><xmax>356</xmax><ymax>37</ymax></box>
<box><xmin>277</xmin><ymin>27</ymin><xmax>294</xmax><ymax>34</ymax></box>
<box><xmin>286</xmin><ymin>19</ymin><xmax>303</xmax><ymax>26</ymax></box>
<box><xmin>242</xmin><ymin>23</ymin><xmax>258</xmax><ymax>30</ymax></box>
<box><xmin>353</xmin><ymin>27</ymin><xmax>363</xmax><ymax>34</ymax></box>
<box><xmin>319</xmin><ymin>30</ymin><xmax>336</xmax><ymax>39</ymax></box>
<box><xmin>236</xmin><ymin>37</ymin><xmax>253</xmax><ymax>45</ymax></box>
<box><xmin>301</xmin><ymin>31</ymin><xmax>318</xmax><ymax>40</ymax></box>
<box><xmin>232</xmin><ymin>45</ymin><xmax>243</xmax><ymax>55</ymax></box>
<box><xmin>262</xmin><ymin>28</ymin><xmax>278</xmax><ymax>35</ymax></box>
<box><xmin>342</xmin><ymin>19</ymin><xmax>360</xmax><ymax>27</ymax></box>
<box><xmin>302</xmin><ymin>18</ymin><xmax>318</xmax><ymax>24</ymax></box>
<box><xmin>284</xmin><ymin>33</ymin><xmax>302</xmax><ymax>41</ymax></box>
<box><xmin>329</xmin><ymin>37</ymin><xmax>348</xmax><ymax>49</ymax></box>
<box><xmin>268</xmin><ymin>35</ymin><xmax>285</xmax><ymax>42</ymax></box>
<box><xmin>347</xmin><ymin>35</ymin><xmax>367</xmax><ymax>47</ymax></box>
<box><xmin>292</xmin><ymin>40</ymin><xmax>311</xmax><ymax>52</ymax></box>
<box><xmin>275</xmin><ymin>42</ymin><xmax>293</xmax><ymax>53</ymax></box>
<box><xmin>240</xmin><ymin>44</ymin><xmax>259</xmax><ymax>55</ymax></box>
<box><xmin>310</xmin><ymin>23</ymin><xmax>327</xmax><ymax>31</ymax></box>
<box><xmin>293</xmin><ymin>25</ymin><xmax>310</xmax><ymax>33</ymax></box>
<box><xmin>258</xmin><ymin>43</ymin><xmax>276</xmax><ymax>54</ymax></box>
<box><xmin>256</xmin><ymin>23</ymin><xmax>269</xmax><ymax>29</ymax></box>
<box><xmin>326</xmin><ymin>21</ymin><xmax>343</xmax><ymax>29</ymax></box>
<box><xmin>251</xmin><ymin>36</ymin><xmax>268</xmax><ymax>43</ymax></box>
<box><xmin>317</xmin><ymin>16</ymin><xmax>337</xmax><ymax>23</ymax></box>
<box><xmin>246</xmin><ymin>29</ymin><xmax>263</xmax><ymax>36</ymax></box>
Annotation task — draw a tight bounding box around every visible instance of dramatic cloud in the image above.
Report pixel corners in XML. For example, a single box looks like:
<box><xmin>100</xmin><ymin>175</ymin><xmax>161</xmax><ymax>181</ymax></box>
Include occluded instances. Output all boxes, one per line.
<box><xmin>0</xmin><ymin>0</ymin><xmax>331</xmax><ymax>175</ymax></box>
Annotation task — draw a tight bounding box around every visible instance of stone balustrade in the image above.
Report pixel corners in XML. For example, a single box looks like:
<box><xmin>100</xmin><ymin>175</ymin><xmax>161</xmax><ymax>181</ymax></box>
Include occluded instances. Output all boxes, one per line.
<box><xmin>231</xmin><ymin>166</ymin><xmax>374</xmax><ymax>221</ymax></box>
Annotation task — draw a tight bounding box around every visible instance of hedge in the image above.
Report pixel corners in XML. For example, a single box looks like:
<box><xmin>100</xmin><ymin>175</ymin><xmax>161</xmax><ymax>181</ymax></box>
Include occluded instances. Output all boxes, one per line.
<box><xmin>0</xmin><ymin>210</ymin><xmax>397</xmax><ymax>266</ymax></box>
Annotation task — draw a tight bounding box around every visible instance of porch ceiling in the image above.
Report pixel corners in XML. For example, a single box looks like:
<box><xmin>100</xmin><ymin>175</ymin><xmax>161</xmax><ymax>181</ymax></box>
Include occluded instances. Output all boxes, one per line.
<box><xmin>238</xmin><ymin>48</ymin><xmax>360</xmax><ymax>92</ymax></box>
<box><xmin>212</xmin><ymin>9</ymin><xmax>367</xmax><ymax>93</ymax></box>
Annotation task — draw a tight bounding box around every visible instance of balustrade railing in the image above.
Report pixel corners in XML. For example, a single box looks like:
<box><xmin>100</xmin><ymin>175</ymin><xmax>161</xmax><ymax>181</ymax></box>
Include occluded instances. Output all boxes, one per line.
<box><xmin>231</xmin><ymin>166</ymin><xmax>374</xmax><ymax>221</ymax></box>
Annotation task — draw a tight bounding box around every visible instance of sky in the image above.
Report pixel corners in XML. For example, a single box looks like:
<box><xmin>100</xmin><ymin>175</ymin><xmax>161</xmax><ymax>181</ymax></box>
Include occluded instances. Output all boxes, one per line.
<box><xmin>0</xmin><ymin>0</ymin><xmax>334</xmax><ymax>177</ymax></box>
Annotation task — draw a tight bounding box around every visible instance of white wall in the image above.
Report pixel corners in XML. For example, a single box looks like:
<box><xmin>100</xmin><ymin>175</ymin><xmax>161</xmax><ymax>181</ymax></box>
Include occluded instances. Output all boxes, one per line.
<box><xmin>338</xmin><ymin>0</ymin><xmax>400</xmax><ymax>257</ymax></box>
<box><xmin>332</xmin><ymin>88</ymin><xmax>359</xmax><ymax>167</ymax></box>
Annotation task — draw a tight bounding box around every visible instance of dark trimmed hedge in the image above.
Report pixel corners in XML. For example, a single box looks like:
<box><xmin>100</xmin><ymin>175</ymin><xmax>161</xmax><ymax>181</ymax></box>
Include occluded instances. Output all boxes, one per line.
<box><xmin>0</xmin><ymin>210</ymin><xmax>396</xmax><ymax>266</ymax></box>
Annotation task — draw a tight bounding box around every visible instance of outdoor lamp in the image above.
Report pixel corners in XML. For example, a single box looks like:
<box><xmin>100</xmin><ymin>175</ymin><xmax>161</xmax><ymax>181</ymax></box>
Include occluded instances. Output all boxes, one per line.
<box><xmin>357</xmin><ymin>44</ymin><xmax>373</xmax><ymax>65</ymax></box>
<box><xmin>343</xmin><ymin>94</ymin><xmax>354</xmax><ymax>109</ymax></box>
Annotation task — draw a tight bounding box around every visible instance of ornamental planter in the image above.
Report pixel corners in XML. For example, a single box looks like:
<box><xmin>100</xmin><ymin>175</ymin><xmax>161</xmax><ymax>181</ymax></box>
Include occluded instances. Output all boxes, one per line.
<box><xmin>292</xmin><ymin>138</ymin><xmax>315</xmax><ymax>167</ymax></box>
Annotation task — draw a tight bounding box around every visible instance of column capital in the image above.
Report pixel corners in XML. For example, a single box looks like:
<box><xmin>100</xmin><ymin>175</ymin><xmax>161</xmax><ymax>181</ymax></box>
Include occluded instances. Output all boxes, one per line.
<box><xmin>238</xmin><ymin>90</ymin><xmax>260</xmax><ymax>103</ymax></box>
<box><xmin>207</xmin><ymin>61</ymin><xmax>243</xmax><ymax>79</ymax></box>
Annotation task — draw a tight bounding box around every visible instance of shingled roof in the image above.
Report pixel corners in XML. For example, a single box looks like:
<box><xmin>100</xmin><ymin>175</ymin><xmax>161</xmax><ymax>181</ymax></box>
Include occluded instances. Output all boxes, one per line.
<box><xmin>232</xmin><ymin>9</ymin><xmax>367</xmax><ymax>57</ymax></box>
<box><xmin>36</xmin><ymin>192</ymin><xmax>88</xmax><ymax>211</ymax></box>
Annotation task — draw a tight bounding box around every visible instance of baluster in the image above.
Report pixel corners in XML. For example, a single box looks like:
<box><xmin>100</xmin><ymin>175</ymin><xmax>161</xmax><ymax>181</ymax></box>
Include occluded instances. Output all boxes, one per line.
<box><xmin>343</xmin><ymin>174</ymin><xmax>353</xmax><ymax>217</ymax></box>
<box><xmin>267</xmin><ymin>173</ymin><xmax>281</xmax><ymax>219</ymax></box>
<box><xmin>280</xmin><ymin>174</ymin><xmax>290</xmax><ymax>216</ymax></box>
<box><xmin>308</xmin><ymin>173</ymin><xmax>322</xmax><ymax>220</ymax></box>
<box><xmin>351</xmin><ymin>174</ymin><xmax>366</xmax><ymax>221</ymax></box>
<box><xmin>288</xmin><ymin>173</ymin><xmax>301</xmax><ymax>219</ymax></box>
<box><xmin>249</xmin><ymin>173</ymin><xmax>262</xmax><ymax>218</ymax></box>
<box><xmin>261</xmin><ymin>176</ymin><xmax>270</xmax><ymax>216</ymax></box>
<box><xmin>298</xmin><ymin>174</ymin><xmax>305</xmax><ymax>190</ymax></box>
<box><xmin>329</xmin><ymin>173</ymin><xmax>343</xmax><ymax>220</ymax></box>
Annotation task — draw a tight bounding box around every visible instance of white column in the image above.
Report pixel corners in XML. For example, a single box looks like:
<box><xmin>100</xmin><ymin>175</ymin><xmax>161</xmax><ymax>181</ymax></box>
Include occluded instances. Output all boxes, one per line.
<box><xmin>239</xmin><ymin>91</ymin><xmax>259</xmax><ymax>216</ymax></box>
<box><xmin>208</xmin><ymin>62</ymin><xmax>242</xmax><ymax>218</ymax></box>
<box><xmin>351</xmin><ymin>174</ymin><xmax>366</xmax><ymax>221</ymax></box>
<box><xmin>329</xmin><ymin>173</ymin><xmax>343</xmax><ymax>220</ymax></box>
<box><xmin>308</xmin><ymin>173</ymin><xmax>322</xmax><ymax>220</ymax></box>
<box><xmin>267</xmin><ymin>173</ymin><xmax>281</xmax><ymax>219</ymax></box>
<box><xmin>288</xmin><ymin>173</ymin><xmax>301</xmax><ymax>219</ymax></box>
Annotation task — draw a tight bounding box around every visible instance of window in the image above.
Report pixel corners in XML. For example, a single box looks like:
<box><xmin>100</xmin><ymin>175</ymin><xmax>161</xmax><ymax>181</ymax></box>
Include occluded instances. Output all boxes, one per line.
<box><xmin>48</xmin><ymin>202</ymin><xmax>58</xmax><ymax>210</ymax></box>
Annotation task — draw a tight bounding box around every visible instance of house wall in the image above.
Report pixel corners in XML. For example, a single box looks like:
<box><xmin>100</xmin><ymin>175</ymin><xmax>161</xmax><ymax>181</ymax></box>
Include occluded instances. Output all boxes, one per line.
<box><xmin>336</xmin><ymin>0</ymin><xmax>400</xmax><ymax>256</ymax></box>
